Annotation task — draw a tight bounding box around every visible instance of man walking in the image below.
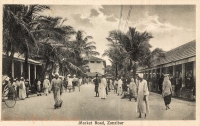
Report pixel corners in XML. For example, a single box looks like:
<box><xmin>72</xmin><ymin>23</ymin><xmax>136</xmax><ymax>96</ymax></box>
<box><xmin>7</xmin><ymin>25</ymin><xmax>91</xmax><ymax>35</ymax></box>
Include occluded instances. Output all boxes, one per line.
<box><xmin>51</xmin><ymin>73</ymin><xmax>63</xmax><ymax>109</ymax></box>
<box><xmin>93</xmin><ymin>73</ymin><xmax>100</xmax><ymax>97</ymax></box>
<box><xmin>136</xmin><ymin>73</ymin><xmax>149</xmax><ymax>118</ymax></box>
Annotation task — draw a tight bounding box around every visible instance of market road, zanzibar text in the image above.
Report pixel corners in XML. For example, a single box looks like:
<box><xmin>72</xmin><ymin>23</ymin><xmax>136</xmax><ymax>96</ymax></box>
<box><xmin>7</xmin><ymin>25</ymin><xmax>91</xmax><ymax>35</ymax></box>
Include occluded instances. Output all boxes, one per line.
<box><xmin>78</xmin><ymin>121</ymin><xmax>124</xmax><ymax>125</ymax></box>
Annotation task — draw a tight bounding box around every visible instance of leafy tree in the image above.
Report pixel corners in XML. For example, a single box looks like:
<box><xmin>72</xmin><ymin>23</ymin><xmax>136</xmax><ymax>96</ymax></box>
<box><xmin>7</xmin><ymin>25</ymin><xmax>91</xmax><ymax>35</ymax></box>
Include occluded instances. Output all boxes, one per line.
<box><xmin>3</xmin><ymin>5</ymin><xmax>49</xmax><ymax>78</ymax></box>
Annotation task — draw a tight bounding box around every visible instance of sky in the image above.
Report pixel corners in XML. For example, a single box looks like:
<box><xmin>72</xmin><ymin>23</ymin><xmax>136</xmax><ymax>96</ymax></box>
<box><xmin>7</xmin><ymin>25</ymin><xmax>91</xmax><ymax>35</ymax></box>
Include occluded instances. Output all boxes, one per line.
<box><xmin>41</xmin><ymin>5</ymin><xmax>196</xmax><ymax>65</ymax></box>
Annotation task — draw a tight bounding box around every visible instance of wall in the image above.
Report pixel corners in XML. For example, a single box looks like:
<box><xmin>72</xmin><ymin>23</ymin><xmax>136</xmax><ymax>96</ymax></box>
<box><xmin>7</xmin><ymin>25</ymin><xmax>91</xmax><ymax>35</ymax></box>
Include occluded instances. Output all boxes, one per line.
<box><xmin>88</xmin><ymin>61</ymin><xmax>105</xmax><ymax>75</ymax></box>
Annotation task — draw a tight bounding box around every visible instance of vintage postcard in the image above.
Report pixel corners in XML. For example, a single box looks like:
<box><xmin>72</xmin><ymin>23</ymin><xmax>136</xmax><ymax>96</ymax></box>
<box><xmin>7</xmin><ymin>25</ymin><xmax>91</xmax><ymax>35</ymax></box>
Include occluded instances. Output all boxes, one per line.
<box><xmin>0</xmin><ymin>0</ymin><xmax>199</xmax><ymax>126</ymax></box>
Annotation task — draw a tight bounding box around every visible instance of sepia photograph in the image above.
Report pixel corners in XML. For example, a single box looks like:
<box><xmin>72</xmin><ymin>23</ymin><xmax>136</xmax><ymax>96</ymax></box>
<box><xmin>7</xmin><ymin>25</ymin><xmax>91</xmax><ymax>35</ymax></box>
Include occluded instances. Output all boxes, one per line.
<box><xmin>0</xmin><ymin>0</ymin><xmax>199</xmax><ymax>126</ymax></box>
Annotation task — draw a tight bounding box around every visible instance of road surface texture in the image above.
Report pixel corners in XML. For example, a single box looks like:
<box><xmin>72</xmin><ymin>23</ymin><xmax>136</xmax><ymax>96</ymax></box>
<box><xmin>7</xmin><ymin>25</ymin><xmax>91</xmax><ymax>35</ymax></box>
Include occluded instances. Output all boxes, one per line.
<box><xmin>2</xmin><ymin>83</ymin><xmax>195</xmax><ymax>121</ymax></box>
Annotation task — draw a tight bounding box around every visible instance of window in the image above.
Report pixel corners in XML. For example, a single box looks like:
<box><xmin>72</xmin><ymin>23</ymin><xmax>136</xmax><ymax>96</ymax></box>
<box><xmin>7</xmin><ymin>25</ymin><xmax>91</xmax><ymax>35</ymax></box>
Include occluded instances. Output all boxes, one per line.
<box><xmin>96</xmin><ymin>61</ymin><xmax>101</xmax><ymax>63</ymax></box>
<box><xmin>90</xmin><ymin>61</ymin><xmax>95</xmax><ymax>63</ymax></box>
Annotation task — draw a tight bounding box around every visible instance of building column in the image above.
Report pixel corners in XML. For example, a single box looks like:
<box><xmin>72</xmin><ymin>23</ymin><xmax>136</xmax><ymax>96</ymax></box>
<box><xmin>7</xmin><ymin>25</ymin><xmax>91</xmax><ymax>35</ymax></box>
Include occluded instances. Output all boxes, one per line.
<box><xmin>12</xmin><ymin>60</ymin><xmax>14</xmax><ymax>78</ymax></box>
<box><xmin>28</xmin><ymin>64</ymin><xmax>30</xmax><ymax>80</ymax></box>
<box><xmin>173</xmin><ymin>65</ymin><xmax>176</xmax><ymax>77</ymax></box>
<box><xmin>193</xmin><ymin>61</ymin><xmax>196</xmax><ymax>83</ymax></box>
<box><xmin>182</xmin><ymin>63</ymin><xmax>186</xmax><ymax>87</ymax></box>
<box><xmin>160</xmin><ymin>67</ymin><xmax>162</xmax><ymax>77</ymax></box>
<box><xmin>20</xmin><ymin>62</ymin><xmax>23</xmax><ymax>76</ymax></box>
<box><xmin>34</xmin><ymin>65</ymin><xmax>36</xmax><ymax>80</ymax></box>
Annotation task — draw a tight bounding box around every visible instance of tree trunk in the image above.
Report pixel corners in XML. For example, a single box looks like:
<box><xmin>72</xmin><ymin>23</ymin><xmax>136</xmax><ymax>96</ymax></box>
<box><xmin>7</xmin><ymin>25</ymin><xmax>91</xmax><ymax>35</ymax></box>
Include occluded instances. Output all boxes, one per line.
<box><xmin>43</xmin><ymin>58</ymin><xmax>50</xmax><ymax>81</ymax></box>
<box><xmin>24</xmin><ymin>51</ymin><xmax>29</xmax><ymax>79</ymax></box>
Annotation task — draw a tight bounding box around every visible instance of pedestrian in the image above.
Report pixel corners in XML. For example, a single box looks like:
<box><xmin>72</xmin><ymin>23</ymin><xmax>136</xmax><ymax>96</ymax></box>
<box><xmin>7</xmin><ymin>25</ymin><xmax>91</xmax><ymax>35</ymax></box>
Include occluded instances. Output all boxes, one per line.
<box><xmin>93</xmin><ymin>74</ymin><xmax>100</xmax><ymax>97</ymax></box>
<box><xmin>12</xmin><ymin>78</ymin><xmax>17</xmax><ymax>98</ymax></box>
<box><xmin>117</xmin><ymin>77</ymin><xmax>123</xmax><ymax>96</ymax></box>
<box><xmin>37</xmin><ymin>79</ymin><xmax>42</xmax><ymax>96</ymax></box>
<box><xmin>43</xmin><ymin>76</ymin><xmax>50</xmax><ymax>96</ymax></box>
<box><xmin>63</xmin><ymin>77</ymin><xmax>68</xmax><ymax>92</ymax></box>
<box><xmin>51</xmin><ymin>73</ymin><xmax>63</xmax><ymax>109</ymax></box>
<box><xmin>129</xmin><ymin>77</ymin><xmax>137</xmax><ymax>102</ymax></box>
<box><xmin>77</xmin><ymin>77</ymin><xmax>82</xmax><ymax>92</ymax></box>
<box><xmin>16</xmin><ymin>78</ymin><xmax>20</xmax><ymax>99</ymax></box>
<box><xmin>107</xmin><ymin>78</ymin><xmax>110</xmax><ymax>92</ymax></box>
<box><xmin>162</xmin><ymin>74</ymin><xmax>172</xmax><ymax>110</ymax></box>
<box><xmin>19</xmin><ymin>77</ymin><xmax>26</xmax><ymax>100</ymax></box>
<box><xmin>67</xmin><ymin>74</ymin><xmax>73</xmax><ymax>92</ymax></box>
<box><xmin>25</xmin><ymin>79</ymin><xmax>31</xmax><ymax>98</ymax></box>
<box><xmin>114</xmin><ymin>78</ymin><xmax>118</xmax><ymax>94</ymax></box>
<box><xmin>136</xmin><ymin>73</ymin><xmax>149</xmax><ymax>118</ymax></box>
<box><xmin>72</xmin><ymin>75</ymin><xmax>77</xmax><ymax>91</ymax></box>
<box><xmin>99</xmin><ymin>75</ymin><xmax>107</xmax><ymax>99</ymax></box>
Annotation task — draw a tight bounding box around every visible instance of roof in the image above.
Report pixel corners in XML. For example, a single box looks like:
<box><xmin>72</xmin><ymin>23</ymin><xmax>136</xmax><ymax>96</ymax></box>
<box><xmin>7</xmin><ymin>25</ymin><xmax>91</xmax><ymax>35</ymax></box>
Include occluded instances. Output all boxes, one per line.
<box><xmin>153</xmin><ymin>40</ymin><xmax>196</xmax><ymax>66</ymax></box>
<box><xmin>3</xmin><ymin>54</ymin><xmax>42</xmax><ymax>65</ymax></box>
<box><xmin>85</xmin><ymin>72</ymin><xmax>103</xmax><ymax>77</ymax></box>
<box><xmin>87</xmin><ymin>56</ymin><xmax>105</xmax><ymax>61</ymax></box>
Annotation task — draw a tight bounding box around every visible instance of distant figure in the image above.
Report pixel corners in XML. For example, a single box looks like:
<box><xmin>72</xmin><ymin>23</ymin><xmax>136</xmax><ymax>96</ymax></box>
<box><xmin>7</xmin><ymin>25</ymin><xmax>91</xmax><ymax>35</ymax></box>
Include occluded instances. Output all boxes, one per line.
<box><xmin>25</xmin><ymin>79</ymin><xmax>31</xmax><ymax>98</ymax></box>
<box><xmin>99</xmin><ymin>75</ymin><xmax>107</xmax><ymax>99</ymax></box>
<box><xmin>51</xmin><ymin>73</ymin><xmax>63</xmax><ymax>109</ymax></box>
<box><xmin>43</xmin><ymin>76</ymin><xmax>50</xmax><ymax>96</ymax></box>
<box><xmin>67</xmin><ymin>74</ymin><xmax>73</xmax><ymax>92</ymax></box>
<box><xmin>136</xmin><ymin>73</ymin><xmax>149</xmax><ymax>118</ymax></box>
<box><xmin>114</xmin><ymin>78</ymin><xmax>118</xmax><ymax>94</ymax></box>
<box><xmin>162</xmin><ymin>74</ymin><xmax>172</xmax><ymax>110</ymax></box>
<box><xmin>117</xmin><ymin>77</ymin><xmax>123</xmax><ymax>96</ymax></box>
<box><xmin>37</xmin><ymin>79</ymin><xmax>42</xmax><ymax>96</ymax></box>
<box><xmin>19</xmin><ymin>77</ymin><xmax>26</xmax><ymax>100</ymax></box>
<box><xmin>129</xmin><ymin>78</ymin><xmax>137</xmax><ymax>102</ymax></box>
<box><xmin>93</xmin><ymin>74</ymin><xmax>100</xmax><ymax>97</ymax></box>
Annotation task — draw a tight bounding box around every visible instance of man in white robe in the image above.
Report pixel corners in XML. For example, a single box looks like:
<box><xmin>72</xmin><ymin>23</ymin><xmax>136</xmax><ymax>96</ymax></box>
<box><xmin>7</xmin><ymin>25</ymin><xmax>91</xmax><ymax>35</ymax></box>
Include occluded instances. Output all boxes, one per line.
<box><xmin>100</xmin><ymin>75</ymin><xmax>107</xmax><ymax>99</ymax></box>
<box><xmin>117</xmin><ymin>77</ymin><xmax>123</xmax><ymax>96</ymax></box>
<box><xmin>19</xmin><ymin>77</ymin><xmax>26</xmax><ymax>100</ymax></box>
<box><xmin>136</xmin><ymin>73</ymin><xmax>149</xmax><ymax>118</ymax></box>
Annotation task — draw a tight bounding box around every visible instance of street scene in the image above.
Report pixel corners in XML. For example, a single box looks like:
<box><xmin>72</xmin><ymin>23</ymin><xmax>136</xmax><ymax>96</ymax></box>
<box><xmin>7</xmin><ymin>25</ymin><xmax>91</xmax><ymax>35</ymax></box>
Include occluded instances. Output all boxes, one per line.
<box><xmin>1</xmin><ymin>3</ymin><xmax>196</xmax><ymax>123</ymax></box>
<box><xmin>2</xmin><ymin>84</ymin><xmax>195</xmax><ymax>120</ymax></box>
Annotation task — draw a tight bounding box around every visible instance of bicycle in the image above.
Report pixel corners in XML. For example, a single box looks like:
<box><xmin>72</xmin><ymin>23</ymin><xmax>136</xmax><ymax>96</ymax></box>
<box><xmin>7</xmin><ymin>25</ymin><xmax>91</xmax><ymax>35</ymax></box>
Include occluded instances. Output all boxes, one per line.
<box><xmin>2</xmin><ymin>85</ymin><xmax>16</xmax><ymax>108</ymax></box>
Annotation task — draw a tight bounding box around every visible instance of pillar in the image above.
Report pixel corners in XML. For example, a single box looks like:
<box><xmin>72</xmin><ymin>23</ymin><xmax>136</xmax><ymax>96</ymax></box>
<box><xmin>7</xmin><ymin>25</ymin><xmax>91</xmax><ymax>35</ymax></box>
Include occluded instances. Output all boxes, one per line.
<box><xmin>160</xmin><ymin>67</ymin><xmax>162</xmax><ymax>77</ymax></box>
<box><xmin>28</xmin><ymin>64</ymin><xmax>30</xmax><ymax>80</ymax></box>
<box><xmin>12</xmin><ymin>60</ymin><xmax>14</xmax><ymax>78</ymax></box>
<box><xmin>20</xmin><ymin>62</ymin><xmax>23</xmax><ymax>76</ymax></box>
<box><xmin>173</xmin><ymin>65</ymin><xmax>176</xmax><ymax>78</ymax></box>
<box><xmin>193</xmin><ymin>61</ymin><xmax>196</xmax><ymax>83</ymax></box>
<box><xmin>182</xmin><ymin>63</ymin><xmax>185</xmax><ymax>87</ymax></box>
<box><xmin>34</xmin><ymin>65</ymin><xmax>36</xmax><ymax>80</ymax></box>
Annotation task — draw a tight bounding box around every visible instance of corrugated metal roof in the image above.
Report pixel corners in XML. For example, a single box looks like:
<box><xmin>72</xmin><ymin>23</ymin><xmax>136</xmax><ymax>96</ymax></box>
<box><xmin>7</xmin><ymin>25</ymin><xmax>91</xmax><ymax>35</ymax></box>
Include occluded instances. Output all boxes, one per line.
<box><xmin>153</xmin><ymin>40</ymin><xmax>196</xmax><ymax>66</ymax></box>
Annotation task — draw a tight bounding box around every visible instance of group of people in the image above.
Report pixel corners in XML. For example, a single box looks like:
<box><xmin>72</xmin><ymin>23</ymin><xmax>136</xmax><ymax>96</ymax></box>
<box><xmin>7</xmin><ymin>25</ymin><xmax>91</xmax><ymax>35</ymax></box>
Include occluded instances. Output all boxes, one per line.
<box><xmin>92</xmin><ymin>73</ymin><xmax>173</xmax><ymax>118</ymax></box>
<box><xmin>3</xmin><ymin>76</ymin><xmax>31</xmax><ymax>100</ymax></box>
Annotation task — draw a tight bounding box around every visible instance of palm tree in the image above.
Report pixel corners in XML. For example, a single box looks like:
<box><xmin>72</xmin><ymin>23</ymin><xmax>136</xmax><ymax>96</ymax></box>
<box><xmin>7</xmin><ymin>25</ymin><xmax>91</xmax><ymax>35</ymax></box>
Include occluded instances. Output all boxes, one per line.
<box><xmin>105</xmin><ymin>27</ymin><xmax>166</xmax><ymax>81</ymax></box>
<box><xmin>31</xmin><ymin>16</ymin><xmax>87</xmax><ymax>80</ymax></box>
<box><xmin>3</xmin><ymin>5</ymin><xmax>49</xmax><ymax>78</ymax></box>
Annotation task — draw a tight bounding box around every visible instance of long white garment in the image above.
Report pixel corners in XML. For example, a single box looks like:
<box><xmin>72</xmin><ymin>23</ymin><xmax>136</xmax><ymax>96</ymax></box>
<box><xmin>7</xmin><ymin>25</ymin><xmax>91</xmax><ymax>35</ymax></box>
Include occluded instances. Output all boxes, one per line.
<box><xmin>100</xmin><ymin>77</ymin><xmax>107</xmax><ymax>99</ymax></box>
<box><xmin>43</xmin><ymin>79</ymin><xmax>50</xmax><ymax>95</ymax></box>
<box><xmin>136</xmin><ymin>79</ymin><xmax>150</xmax><ymax>114</ymax></box>
<box><xmin>117</xmin><ymin>79</ymin><xmax>122</xmax><ymax>95</ymax></box>
<box><xmin>68</xmin><ymin>77</ymin><xmax>72</xmax><ymax>86</ymax></box>
<box><xmin>19</xmin><ymin>81</ymin><xmax>26</xmax><ymax>99</ymax></box>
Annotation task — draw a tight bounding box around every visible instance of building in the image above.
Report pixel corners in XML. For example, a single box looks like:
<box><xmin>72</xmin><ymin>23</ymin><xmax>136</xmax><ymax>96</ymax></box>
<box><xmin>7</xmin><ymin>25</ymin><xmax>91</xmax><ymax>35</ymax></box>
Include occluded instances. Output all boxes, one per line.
<box><xmin>138</xmin><ymin>40</ymin><xmax>196</xmax><ymax>100</ymax></box>
<box><xmin>85</xmin><ymin>56</ymin><xmax>106</xmax><ymax>75</ymax></box>
<box><xmin>2</xmin><ymin>53</ymin><xmax>43</xmax><ymax>85</ymax></box>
